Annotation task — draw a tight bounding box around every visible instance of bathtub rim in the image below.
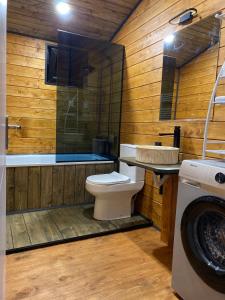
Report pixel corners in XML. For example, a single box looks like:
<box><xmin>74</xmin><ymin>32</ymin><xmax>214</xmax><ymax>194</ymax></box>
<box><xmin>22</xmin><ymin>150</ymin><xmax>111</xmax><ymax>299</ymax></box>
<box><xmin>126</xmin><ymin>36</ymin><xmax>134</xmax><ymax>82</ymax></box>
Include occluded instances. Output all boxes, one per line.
<box><xmin>6</xmin><ymin>154</ymin><xmax>115</xmax><ymax>167</ymax></box>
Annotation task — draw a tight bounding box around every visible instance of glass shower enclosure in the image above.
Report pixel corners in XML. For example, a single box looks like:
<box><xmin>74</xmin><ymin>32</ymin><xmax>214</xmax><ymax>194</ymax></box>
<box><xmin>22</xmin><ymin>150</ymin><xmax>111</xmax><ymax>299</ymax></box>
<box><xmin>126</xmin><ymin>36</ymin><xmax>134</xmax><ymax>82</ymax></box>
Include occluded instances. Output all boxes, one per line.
<box><xmin>56</xmin><ymin>31</ymin><xmax>124</xmax><ymax>162</ymax></box>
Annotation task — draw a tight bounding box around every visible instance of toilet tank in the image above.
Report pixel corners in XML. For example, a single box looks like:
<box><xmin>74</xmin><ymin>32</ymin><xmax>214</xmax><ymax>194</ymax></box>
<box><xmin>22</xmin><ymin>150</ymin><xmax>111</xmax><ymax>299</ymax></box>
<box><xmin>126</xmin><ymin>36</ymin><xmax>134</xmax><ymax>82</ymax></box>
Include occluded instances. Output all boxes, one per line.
<box><xmin>119</xmin><ymin>144</ymin><xmax>145</xmax><ymax>182</ymax></box>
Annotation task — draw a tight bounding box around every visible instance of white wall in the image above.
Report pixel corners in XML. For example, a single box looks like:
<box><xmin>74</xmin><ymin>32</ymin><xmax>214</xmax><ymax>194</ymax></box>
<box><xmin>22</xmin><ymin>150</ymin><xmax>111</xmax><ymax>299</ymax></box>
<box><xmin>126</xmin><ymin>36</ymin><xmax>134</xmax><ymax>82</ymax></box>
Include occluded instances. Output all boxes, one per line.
<box><xmin>0</xmin><ymin>0</ymin><xmax>7</xmax><ymax>298</ymax></box>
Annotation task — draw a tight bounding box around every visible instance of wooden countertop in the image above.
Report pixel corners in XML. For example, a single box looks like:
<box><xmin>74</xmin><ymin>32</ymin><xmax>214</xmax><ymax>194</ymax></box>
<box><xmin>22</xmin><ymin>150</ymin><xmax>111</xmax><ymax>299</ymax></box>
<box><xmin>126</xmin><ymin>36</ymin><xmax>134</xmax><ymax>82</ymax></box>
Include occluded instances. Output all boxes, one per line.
<box><xmin>119</xmin><ymin>157</ymin><xmax>181</xmax><ymax>174</ymax></box>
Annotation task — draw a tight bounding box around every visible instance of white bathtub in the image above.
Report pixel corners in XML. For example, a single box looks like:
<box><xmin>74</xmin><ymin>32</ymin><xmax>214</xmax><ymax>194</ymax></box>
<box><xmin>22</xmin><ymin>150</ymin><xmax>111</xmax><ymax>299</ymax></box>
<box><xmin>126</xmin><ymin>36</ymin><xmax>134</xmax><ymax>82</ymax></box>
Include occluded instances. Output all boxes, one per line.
<box><xmin>6</xmin><ymin>154</ymin><xmax>114</xmax><ymax>167</ymax></box>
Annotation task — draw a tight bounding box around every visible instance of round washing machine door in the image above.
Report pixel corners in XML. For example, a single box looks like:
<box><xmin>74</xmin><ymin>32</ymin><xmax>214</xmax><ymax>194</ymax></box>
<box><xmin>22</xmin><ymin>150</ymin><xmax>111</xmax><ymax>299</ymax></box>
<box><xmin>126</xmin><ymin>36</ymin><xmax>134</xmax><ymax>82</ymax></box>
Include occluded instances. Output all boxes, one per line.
<box><xmin>181</xmin><ymin>196</ymin><xmax>225</xmax><ymax>294</ymax></box>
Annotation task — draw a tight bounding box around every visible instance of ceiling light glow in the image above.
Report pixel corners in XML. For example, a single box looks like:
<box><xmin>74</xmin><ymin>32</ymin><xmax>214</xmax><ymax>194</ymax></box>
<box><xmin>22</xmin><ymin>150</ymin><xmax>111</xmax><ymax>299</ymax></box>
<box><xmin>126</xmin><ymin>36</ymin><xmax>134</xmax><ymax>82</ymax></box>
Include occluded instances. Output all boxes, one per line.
<box><xmin>0</xmin><ymin>0</ymin><xmax>7</xmax><ymax>6</ymax></box>
<box><xmin>56</xmin><ymin>2</ymin><xmax>70</xmax><ymax>15</ymax></box>
<box><xmin>164</xmin><ymin>34</ymin><xmax>175</xmax><ymax>44</ymax></box>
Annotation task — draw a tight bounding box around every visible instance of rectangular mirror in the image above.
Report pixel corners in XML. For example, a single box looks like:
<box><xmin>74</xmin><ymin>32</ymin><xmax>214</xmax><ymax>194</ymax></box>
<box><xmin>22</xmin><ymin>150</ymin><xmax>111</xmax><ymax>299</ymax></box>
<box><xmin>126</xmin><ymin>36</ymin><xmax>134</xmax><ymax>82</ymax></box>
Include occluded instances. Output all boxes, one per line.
<box><xmin>160</xmin><ymin>14</ymin><xmax>221</xmax><ymax>120</ymax></box>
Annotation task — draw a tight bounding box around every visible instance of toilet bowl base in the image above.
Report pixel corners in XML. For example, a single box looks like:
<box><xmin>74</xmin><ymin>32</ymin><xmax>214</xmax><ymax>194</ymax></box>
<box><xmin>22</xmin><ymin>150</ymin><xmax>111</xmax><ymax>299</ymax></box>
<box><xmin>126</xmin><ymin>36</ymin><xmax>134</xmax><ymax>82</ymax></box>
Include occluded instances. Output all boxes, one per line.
<box><xmin>93</xmin><ymin>191</ymin><xmax>135</xmax><ymax>221</ymax></box>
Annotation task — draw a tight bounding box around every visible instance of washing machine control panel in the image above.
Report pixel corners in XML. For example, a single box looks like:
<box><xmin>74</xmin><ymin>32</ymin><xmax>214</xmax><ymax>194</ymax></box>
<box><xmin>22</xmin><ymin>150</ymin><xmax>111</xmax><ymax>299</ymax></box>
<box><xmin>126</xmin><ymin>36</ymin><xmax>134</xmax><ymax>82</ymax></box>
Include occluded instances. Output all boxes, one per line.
<box><xmin>179</xmin><ymin>160</ymin><xmax>225</xmax><ymax>193</ymax></box>
<box><xmin>215</xmin><ymin>172</ymin><xmax>225</xmax><ymax>184</ymax></box>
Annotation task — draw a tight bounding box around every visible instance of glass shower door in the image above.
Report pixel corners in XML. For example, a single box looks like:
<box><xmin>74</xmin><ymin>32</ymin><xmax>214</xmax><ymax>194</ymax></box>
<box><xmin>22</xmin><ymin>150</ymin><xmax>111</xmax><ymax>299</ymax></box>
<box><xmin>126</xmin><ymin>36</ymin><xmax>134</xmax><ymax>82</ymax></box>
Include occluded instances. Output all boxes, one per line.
<box><xmin>56</xmin><ymin>30</ymin><xmax>124</xmax><ymax>162</ymax></box>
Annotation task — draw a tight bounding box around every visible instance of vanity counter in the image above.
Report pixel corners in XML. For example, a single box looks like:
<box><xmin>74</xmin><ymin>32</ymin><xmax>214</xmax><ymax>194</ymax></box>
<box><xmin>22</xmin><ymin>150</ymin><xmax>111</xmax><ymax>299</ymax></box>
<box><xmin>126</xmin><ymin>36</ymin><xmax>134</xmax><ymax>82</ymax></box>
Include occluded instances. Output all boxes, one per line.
<box><xmin>119</xmin><ymin>157</ymin><xmax>181</xmax><ymax>174</ymax></box>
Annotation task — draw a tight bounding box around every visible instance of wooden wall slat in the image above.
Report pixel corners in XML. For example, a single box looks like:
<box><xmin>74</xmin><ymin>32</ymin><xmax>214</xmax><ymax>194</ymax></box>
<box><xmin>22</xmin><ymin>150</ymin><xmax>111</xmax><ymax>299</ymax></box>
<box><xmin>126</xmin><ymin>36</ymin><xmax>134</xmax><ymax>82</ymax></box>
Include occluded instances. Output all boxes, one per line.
<box><xmin>52</xmin><ymin>166</ymin><xmax>65</xmax><ymax>206</ymax></box>
<box><xmin>95</xmin><ymin>164</ymin><xmax>105</xmax><ymax>174</ymax></box>
<box><xmin>75</xmin><ymin>165</ymin><xmax>86</xmax><ymax>205</ymax></box>
<box><xmin>6</xmin><ymin>168</ymin><xmax>15</xmax><ymax>211</ymax></box>
<box><xmin>40</xmin><ymin>166</ymin><xmax>53</xmax><ymax>208</ymax></box>
<box><xmin>85</xmin><ymin>165</ymin><xmax>96</xmax><ymax>203</ymax></box>
<box><xmin>28</xmin><ymin>167</ymin><xmax>41</xmax><ymax>209</ymax></box>
<box><xmin>64</xmin><ymin>166</ymin><xmax>76</xmax><ymax>205</ymax></box>
<box><xmin>14</xmin><ymin>167</ymin><xmax>28</xmax><ymax>211</ymax></box>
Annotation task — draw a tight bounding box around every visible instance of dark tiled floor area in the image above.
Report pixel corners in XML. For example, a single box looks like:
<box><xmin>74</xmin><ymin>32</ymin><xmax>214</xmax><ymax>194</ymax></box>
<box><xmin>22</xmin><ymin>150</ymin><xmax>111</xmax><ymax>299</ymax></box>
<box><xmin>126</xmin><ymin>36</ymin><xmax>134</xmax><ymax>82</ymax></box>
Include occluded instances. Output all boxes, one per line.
<box><xmin>6</xmin><ymin>204</ymin><xmax>151</xmax><ymax>251</ymax></box>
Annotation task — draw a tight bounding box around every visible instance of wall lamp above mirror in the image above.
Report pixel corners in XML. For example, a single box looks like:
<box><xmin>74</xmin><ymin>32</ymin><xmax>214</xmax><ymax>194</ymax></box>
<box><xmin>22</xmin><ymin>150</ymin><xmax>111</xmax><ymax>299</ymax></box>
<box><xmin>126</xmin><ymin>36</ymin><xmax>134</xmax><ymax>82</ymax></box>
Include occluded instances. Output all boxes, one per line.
<box><xmin>159</xmin><ymin>13</ymin><xmax>221</xmax><ymax>121</ymax></box>
<box><xmin>169</xmin><ymin>8</ymin><xmax>198</xmax><ymax>25</ymax></box>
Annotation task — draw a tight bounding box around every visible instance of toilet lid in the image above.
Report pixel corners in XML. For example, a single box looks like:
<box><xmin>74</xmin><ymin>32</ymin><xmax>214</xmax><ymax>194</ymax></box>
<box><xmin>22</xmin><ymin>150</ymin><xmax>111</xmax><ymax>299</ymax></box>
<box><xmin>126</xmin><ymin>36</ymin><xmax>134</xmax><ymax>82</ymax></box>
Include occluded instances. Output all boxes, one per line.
<box><xmin>86</xmin><ymin>171</ymin><xmax>130</xmax><ymax>185</ymax></box>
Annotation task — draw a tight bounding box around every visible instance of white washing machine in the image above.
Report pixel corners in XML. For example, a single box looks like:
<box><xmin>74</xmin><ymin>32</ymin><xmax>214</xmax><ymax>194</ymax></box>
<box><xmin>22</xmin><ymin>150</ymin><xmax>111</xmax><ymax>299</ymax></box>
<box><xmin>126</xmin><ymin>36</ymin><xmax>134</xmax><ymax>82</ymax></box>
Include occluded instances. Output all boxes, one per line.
<box><xmin>172</xmin><ymin>160</ymin><xmax>225</xmax><ymax>300</ymax></box>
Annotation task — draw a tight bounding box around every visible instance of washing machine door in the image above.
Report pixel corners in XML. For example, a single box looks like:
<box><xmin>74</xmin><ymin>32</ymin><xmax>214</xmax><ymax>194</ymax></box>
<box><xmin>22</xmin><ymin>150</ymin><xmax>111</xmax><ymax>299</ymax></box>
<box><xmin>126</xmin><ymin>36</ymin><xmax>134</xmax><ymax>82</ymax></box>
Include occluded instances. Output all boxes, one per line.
<box><xmin>181</xmin><ymin>196</ymin><xmax>225</xmax><ymax>294</ymax></box>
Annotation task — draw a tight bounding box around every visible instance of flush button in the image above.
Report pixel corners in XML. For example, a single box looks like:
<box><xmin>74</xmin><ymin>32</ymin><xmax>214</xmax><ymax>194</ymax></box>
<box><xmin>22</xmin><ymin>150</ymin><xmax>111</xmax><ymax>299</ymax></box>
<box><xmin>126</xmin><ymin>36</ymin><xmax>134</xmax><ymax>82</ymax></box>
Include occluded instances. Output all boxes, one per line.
<box><xmin>215</xmin><ymin>172</ymin><xmax>225</xmax><ymax>184</ymax></box>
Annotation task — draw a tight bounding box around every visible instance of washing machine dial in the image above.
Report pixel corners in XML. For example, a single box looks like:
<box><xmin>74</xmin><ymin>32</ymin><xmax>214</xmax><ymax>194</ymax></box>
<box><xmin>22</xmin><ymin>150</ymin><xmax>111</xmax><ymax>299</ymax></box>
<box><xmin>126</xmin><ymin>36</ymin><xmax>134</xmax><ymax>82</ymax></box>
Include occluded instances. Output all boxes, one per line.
<box><xmin>215</xmin><ymin>172</ymin><xmax>225</xmax><ymax>184</ymax></box>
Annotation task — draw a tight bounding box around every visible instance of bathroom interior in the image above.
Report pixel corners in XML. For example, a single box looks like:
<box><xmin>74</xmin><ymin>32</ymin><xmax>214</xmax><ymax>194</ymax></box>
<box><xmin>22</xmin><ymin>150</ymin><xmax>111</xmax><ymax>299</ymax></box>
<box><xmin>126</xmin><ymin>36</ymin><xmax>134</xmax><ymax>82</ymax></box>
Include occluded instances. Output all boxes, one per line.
<box><xmin>2</xmin><ymin>0</ymin><xmax>225</xmax><ymax>299</ymax></box>
<box><xmin>6</xmin><ymin>15</ymin><xmax>153</xmax><ymax>253</ymax></box>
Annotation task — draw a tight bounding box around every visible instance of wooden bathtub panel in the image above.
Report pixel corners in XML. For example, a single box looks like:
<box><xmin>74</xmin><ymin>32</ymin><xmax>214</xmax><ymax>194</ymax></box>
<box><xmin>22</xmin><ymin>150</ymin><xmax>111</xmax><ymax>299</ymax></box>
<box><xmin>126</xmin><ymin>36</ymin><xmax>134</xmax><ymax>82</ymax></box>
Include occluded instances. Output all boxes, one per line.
<box><xmin>28</xmin><ymin>167</ymin><xmax>41</xmax><ymax>209</ymax></box>
<box><xmin>84</xmin><ymin>165</ymin><xmax>96</xmax><ymax>203</ymax></box>
<box><xmin>40</xmin><ymin>166</ymin><xmax>53</xmax><ymax>208</ymax></box>
<box><xmin>95</xmin><ymin>163</ymin><xmax>112</xmax><ymax>174</ymax></box>
<box><xmin>14</xmin><ymin>167</ymin><xmax>28</xmax><ymax>211</ymax></box>
<box><xmin>7</xmin><ymin>163</ymin><xmax>116</xmax><ymax>212</ymax></box>
<box><xmin>6</xmin><ymin>168</ymin><xmax>15</xmax><ymax>211</ymax></box>
<box><xmin>75</xmin><ymin>165</ymin><xmax>86</xmax><ymax>205</ymax></box>
<box><xmin>63</xmin><ymin>165</ymin><xmax>76</xmax><ymax>205</ymax></box>
<box><xmin>52</xmin><ymin>166</ymin><xmax>65</xmax><ymax>207</ymax></box>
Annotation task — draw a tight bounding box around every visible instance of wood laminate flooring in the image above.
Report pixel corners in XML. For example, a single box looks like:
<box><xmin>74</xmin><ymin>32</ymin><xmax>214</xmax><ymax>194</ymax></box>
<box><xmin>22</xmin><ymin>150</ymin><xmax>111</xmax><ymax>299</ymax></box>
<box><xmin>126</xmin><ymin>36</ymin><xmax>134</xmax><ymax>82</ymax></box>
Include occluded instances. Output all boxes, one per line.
<box><xmin>7</xmin><ymin>205</ymin><xmax>150</xmax><ymax>251</ymax></box>
<box><xmin>6</xmin><ymin>227</ymin><xmax>178</xmax><ymax>300</ymax></box>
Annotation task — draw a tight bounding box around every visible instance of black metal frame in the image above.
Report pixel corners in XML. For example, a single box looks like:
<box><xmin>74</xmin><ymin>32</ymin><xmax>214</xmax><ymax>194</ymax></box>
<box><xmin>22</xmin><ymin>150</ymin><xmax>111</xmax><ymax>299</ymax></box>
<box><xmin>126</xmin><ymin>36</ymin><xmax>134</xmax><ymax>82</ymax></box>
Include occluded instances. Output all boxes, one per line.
<box><xmin>45</xmin><ymin>43</ymin><xmax>58</xmax><ymax>86</ymax></box>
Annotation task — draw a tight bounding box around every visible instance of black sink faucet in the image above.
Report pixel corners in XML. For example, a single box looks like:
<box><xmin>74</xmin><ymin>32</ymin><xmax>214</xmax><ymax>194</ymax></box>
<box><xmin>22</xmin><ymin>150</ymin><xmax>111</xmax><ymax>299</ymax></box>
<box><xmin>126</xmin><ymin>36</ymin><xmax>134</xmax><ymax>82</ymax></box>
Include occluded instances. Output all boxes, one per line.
<box><xmin>159</xmin><ymin>126</ymin><xmax>181</xmax><ymax>148</ymax></box>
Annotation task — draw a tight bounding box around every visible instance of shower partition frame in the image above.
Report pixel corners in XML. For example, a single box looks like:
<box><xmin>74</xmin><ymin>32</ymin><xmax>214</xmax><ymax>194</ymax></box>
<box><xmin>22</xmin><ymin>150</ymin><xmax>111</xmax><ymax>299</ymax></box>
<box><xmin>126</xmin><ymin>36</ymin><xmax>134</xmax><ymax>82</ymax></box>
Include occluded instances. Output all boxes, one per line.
<box><xmin>56</xmin><ymin>30</ymin><xmax>124</xmax><ymax>163</ymax></box>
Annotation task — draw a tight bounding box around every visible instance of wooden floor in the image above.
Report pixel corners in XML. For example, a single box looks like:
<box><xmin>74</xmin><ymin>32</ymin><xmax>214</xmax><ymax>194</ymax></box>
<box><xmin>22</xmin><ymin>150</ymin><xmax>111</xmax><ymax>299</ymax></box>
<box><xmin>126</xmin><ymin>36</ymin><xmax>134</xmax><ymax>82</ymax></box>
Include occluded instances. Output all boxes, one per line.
<box><xmin>7</xmin><ymin>205</ymin><xmax>150</xmax><ymax>251</ymax></box>
<box><xmin>6</xmin><ymin>227</ymin><xmax>178</xmax><ymax>300</ymax></box>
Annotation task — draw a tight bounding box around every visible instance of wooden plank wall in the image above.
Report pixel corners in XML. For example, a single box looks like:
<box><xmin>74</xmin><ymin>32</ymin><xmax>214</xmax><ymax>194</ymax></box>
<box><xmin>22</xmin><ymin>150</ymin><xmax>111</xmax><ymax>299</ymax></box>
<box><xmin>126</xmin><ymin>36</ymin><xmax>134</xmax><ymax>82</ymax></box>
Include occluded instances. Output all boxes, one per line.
<box><xmin>113</xmin><ymin>0</ymin><xmax>225</xmax><ymax>228</ymax></box>
<box><xmin>6</xmin><ymin>163</ymin><xmax>116</xmax><ymax>213</ymax></box>
<box><xmin>176</xmin><ymin>44</ymin><xmax>219</xmax><ymax>119</ymax></box>
<box><xmin>7</xmin><ymin>33</ymin><xmax>56</xmax><ymax>154</ymax></box>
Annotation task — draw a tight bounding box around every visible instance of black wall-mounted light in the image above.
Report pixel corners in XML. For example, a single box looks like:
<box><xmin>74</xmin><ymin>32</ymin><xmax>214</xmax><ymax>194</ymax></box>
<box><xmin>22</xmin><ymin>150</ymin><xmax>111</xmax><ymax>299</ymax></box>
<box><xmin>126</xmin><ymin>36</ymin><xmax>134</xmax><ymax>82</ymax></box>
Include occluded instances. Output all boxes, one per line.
<box><xmin>169</xmin><ymin>8</ymin><xmax>198</xmax><ymax>25</ymax></box>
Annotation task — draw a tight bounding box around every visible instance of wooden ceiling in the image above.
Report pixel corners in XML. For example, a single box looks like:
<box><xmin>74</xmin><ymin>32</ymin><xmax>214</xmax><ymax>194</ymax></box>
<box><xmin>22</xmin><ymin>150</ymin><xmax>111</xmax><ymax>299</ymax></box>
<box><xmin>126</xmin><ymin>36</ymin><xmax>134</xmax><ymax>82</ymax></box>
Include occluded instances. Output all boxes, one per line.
<box><xmin>7</xmin><ymin>0</ymin><xmax>140</xmax><ymax>41</ymax></box>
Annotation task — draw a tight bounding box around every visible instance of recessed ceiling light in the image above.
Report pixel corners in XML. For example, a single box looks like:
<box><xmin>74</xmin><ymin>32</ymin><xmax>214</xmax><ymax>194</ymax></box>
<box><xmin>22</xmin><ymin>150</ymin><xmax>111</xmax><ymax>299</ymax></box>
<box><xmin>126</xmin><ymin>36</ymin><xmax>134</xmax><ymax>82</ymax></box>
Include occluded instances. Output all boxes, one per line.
<box><xmin>164</xmin><ymin>34</ymin><xmax>175</xmax><ymax>44</ymax></box>
<box><xmin>0</xmin><ymin>0</ymin><xmax>7</xmax><ymax>6</ymax></box>
<box><xmin>56</xmin><ymin>2</ymin><xmax>70</xmax><ymax>15</ymax></box>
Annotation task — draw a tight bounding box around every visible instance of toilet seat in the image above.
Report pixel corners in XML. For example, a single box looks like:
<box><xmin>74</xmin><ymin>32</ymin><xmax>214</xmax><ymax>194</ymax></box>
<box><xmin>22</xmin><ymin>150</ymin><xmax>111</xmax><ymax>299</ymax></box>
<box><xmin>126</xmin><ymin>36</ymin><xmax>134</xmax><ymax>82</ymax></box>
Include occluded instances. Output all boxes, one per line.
<box><xmin>86</xmin><ymin>171</ymin><xmax>130</xmax><ymax>185</ymax></box>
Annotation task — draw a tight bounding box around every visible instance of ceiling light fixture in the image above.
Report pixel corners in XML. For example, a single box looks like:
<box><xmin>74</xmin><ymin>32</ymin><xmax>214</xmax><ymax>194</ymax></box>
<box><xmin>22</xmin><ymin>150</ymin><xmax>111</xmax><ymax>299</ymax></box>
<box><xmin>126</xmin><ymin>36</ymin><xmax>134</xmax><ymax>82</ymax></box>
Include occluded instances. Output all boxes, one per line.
<box><xmin>0</xmin><ymin>0</ymin><xmax>7</xmax><ymax>6</ymax></box>
<box><xmin>164</xmin><ymin>34</ymin><xmax>175</xmax><ymax>44</ymax></box>
<box><xmin>56</xmin><ymin>2</ymin><xmax>70</xmax><ymax>15</ymax></box>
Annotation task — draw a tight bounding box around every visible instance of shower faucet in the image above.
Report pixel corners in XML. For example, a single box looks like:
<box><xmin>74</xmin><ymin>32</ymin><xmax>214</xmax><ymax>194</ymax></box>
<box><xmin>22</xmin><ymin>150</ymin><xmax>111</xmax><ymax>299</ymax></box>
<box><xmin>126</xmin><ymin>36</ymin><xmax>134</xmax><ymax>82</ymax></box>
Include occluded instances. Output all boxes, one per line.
<box><xmin>5</xmin><ymin>116</ymin><xmax>22</xmax><ymax>150</ymax></box>
<box><xmin>8</xmin><ymin>124</ymin><xmax>21</xmax><ymax>129</ymax></box>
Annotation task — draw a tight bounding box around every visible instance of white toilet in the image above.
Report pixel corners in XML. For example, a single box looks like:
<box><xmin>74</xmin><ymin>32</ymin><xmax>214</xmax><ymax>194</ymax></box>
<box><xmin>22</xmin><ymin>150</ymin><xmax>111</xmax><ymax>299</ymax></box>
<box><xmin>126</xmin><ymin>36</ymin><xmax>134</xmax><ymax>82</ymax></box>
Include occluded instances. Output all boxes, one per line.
<box><xmin>85</xmin><ymin>144</ymin><xmax>145</xmax><ymax>220</ymax></box>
